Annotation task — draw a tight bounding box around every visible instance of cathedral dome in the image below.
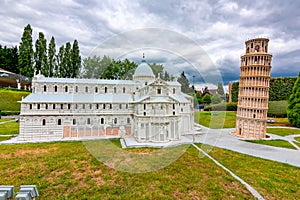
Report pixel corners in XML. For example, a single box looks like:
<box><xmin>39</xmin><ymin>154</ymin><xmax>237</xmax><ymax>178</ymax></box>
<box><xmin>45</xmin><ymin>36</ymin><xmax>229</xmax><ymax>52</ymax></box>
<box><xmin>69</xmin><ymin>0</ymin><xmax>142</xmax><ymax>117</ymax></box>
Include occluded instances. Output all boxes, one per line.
<box><xmin>133</xmin><ymin>59</ymin><xmax>155</xmax><ymax>81</ymax></box>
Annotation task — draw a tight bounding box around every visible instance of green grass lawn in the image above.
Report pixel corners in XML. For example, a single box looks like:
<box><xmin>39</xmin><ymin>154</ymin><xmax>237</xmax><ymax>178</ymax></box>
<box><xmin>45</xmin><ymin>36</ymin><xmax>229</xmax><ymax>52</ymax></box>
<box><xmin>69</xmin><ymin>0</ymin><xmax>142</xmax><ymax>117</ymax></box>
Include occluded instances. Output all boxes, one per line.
<box><xmin>0</xmin><ymin>120</ymin><xmax>19</xmax><ymax>135</ymax></box>
<box><xmin>266</xmin><ymin>128</ymin><xmax>300</xmax><ymax>136</ymax></box>
<box><xmin>0</xmin><ymin>141</ymin><xmax>298</xmax><ymax>199</ymax></box>
<box><xmin>244</xmin><ymin>139</ymin><xmax>297</xmax><ymax>150</ymax></box>
<box><xmin>0</xmin><ymin>118</ymin><xmax>14</xmax><ymax>123</ymax></box>
<box><xmin>0</xmin><ymin>136</ymin><xmax>14</xmax><ymax>142</ymax></box>
<box><xmin>200</xmin><ymin>144</ymin><xmax>300</xmax><ymax>200</ymax></box>
<box><xmin>0</xmin><ymin>88</ymin><xmax>30</xmax><ymax>112</ymax></box>
<box><xmin>295</xmin><ymin>137</ymin><xmax>300</xmax><ymax>142</ymax></box>
<box><xmin>194</xmin><ymin>111</ymin><xmax>236</xmax><ymax>129</ymax></box>
<box><xmin>0</xmin><ymin>142</ymin><xmax>254</xmax><ymax>199</ymax></box>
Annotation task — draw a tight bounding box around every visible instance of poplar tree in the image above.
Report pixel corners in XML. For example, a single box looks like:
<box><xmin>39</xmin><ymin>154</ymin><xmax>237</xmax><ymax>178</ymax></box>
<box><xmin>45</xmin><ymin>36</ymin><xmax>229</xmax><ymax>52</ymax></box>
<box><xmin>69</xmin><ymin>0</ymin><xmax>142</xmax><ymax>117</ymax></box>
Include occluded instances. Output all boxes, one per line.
<box><xmin>56</xmin><ymin>45</ymin><xmax>65</xmax><ymax>77</ymax></box>
<box><xmin>18</xmin><ymin>24</ymin><xmax>34</xmax><ymax>77</ymax></box>
<box><xmin>34</xmin><ymin>32</ymin><xmax>48</xmax><ymax>75</ymax></box>
<box><xmin>71</xmin><ymin>40</ymin><xmax>81</xmax><ymax>78</ymax></box>
<box><xmin>48</xmin><ymin>36</ymin><xmax>56</xmax><ymax>77</ymax></box>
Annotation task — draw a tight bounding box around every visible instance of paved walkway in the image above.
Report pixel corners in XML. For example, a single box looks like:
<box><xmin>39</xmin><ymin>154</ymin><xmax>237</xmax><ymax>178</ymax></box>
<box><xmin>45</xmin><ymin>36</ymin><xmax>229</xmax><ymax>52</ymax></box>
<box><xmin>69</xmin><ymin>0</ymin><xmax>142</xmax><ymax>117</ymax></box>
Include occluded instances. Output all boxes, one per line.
<box><xmin>192</xmin><ymin>125</ymin><xmax>300</xmax><ymax>168</ymax></box>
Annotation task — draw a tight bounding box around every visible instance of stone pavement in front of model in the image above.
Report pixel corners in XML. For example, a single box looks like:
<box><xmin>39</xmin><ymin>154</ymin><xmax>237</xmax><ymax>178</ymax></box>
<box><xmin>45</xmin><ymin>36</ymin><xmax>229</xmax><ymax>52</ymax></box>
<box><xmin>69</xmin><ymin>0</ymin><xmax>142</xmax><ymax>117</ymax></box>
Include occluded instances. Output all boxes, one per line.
<box><xmin>192</xmin><ymin>125</ymin><xmax>300</xmax><ymax>168</ymax></box>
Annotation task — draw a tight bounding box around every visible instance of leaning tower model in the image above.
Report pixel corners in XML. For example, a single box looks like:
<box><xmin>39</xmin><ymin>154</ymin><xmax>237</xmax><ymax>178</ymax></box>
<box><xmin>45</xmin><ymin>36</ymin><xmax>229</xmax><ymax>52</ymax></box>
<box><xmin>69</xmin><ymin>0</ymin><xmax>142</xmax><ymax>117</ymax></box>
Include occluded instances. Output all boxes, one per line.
<box><xmin>234</xmin><ymin>38</ymin><xmax>272</xmax><ymax>139</ymax></box>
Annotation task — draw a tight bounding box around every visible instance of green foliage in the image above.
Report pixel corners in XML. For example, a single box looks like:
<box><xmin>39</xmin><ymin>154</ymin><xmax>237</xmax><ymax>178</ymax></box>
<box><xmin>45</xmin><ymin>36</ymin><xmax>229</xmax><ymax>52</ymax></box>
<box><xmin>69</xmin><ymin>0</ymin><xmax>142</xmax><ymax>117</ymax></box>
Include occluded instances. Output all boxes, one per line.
<box><xmin>230</xmin><ymin>77</ymin><xmax>297</xmax><ymax>102</ymax></box>
<box><xmin>18</xmin><ymin>24</ymin><xmax>34</xmax><ymax>77</ymax></box>
<box><xmin>149</xmin><ymin>63</ymin><xmax>175</xmax><ymax>81</ymax></box>
<box><xmin>268</xmin><ymin>100</ymin><xmax>288</xmax><ymax>118</ymax></box>
<box><xmin>81</xmin><ymin>55</ymin><xmax>111</xmax><ymax>78</ymax></box>
<box><xmin>0</xmin><ymin>88</ymin><xmax>30</xmax><ymax>112</ymax></box>
<box><xmin>195</xmin><ymin>92</ymin><xmax>204</xmax><ymax>104</ymax></box>
<box><xmin>70</xmin><ymin>40</ymin><xmax>81</xmax><ymax>78</ymax></box>
<box><xmin>231</xmin><ymin>82</ymin><xmax>239</xmax><ymax>102</ymax></box>
<box><xmin>204</xmin><ymin>102</ymin><xmax>237</xmax><ymax>111</ymax></box>
<box><xmin>34</xmin><ymin>32</ymin><xmax>48</xmax><ymax>75</ymax></box>
<box><xmin>217</xmin><ymin>82</ymin><xmax>224</xmax><ymax>96</ymax></box>
<box><xmin>269</xmin><ymin>77</ymin><xmax>297</xmax><ymax>101</ymax></box>
<box><xmin>287</xmin><ymin>72</ymin><xmax>300</xmax><ymax>127</ymax></box>
<box><xmin>203</xmin><ymin>93</ymin><xmax>211</xmax><ymax>104</ymax></box>
<box><xmin>211</xmin><ymin>94</ymin><xmax>222</xmax><ymax>104</ymax></box>
<box><xmin>177</xmin><ymin>71</ymin><xmax>193</xmax><ymax>94</ymax></box>
<box><xmin>101</xmin><ymin>58</ymin><xmax>137</xmax><ymax>79</ymax></box>
<box><xmin>0</xmin><ymin>45</ymin><xmax>19</xmax><ymax>73</ymax></box>
<box><xmin>47</xmin><ymin>36</ymin><xmax>56</xmax><ymax>77</ymax></box>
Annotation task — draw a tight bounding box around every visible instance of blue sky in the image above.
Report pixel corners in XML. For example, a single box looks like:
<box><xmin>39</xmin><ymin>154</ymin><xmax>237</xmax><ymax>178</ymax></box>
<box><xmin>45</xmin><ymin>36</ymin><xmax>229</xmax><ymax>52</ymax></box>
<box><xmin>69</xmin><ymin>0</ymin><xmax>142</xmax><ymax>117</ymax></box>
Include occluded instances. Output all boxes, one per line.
<box><xmin>1</xmin><ymin>0</ymin><xmax>299</xmax><ymax>89</ymax></box>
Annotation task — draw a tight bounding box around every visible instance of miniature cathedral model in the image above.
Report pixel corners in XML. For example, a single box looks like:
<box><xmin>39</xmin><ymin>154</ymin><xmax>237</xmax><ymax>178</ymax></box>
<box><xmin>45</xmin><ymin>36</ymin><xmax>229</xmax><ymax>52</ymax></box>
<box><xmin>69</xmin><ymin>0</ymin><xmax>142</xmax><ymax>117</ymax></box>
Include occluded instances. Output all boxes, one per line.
<box><xmin>19</xmin><ymin>57</ymin><xmax>194</xmax><ymax>142</ymax></box>
<box><xmin>234</xmin><ymin>38</ymin><xmax>272</xmax><ymax>139</ymax></box>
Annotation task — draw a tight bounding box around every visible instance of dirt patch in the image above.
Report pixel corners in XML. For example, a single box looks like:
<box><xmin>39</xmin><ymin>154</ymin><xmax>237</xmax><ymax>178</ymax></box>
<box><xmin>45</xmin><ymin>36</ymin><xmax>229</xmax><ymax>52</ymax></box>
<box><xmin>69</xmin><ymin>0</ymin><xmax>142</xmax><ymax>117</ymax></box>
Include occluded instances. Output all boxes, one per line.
<box><xmin>13</xmin><ymin>146</ymin><xmax>59</xmax><ymax>157</ymax></box>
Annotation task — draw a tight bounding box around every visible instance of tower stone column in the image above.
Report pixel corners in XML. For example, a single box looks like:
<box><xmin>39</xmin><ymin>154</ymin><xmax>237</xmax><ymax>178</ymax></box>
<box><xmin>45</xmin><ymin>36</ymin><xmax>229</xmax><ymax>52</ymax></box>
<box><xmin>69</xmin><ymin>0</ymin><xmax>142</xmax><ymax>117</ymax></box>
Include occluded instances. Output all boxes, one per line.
<box><xmin>234</xmin><ymin>38</ymin><xmax>272</xmax><ymax>139</ymax></box>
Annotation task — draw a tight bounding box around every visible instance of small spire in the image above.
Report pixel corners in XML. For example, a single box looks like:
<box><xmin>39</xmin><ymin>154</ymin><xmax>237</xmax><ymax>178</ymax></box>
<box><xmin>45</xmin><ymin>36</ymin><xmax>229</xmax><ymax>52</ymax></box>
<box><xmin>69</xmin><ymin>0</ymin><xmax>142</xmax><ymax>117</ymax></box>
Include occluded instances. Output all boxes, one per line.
<box><xmin>142</xmin><ymin>53</ymin><xmax>146</xmax><ymax>62</ymax></box>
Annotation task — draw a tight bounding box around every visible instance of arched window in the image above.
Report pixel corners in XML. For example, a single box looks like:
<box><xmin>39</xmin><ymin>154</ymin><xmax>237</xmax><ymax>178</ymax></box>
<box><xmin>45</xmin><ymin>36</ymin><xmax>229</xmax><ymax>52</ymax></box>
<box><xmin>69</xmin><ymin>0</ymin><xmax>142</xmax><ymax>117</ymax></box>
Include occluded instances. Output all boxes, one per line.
<box><xmin>73</xmin><ymin>119</ymin><xmax>76</xmax><ymax>125</ymax></box>
<box><xmin>65</xmin><ymin>86</ymin><xmax>68</xmax><ymax>92</ymax></box>
<box><xmin>95</xmin><ymin>87</ymin><xmax>98</xmax><ymax>93</ymax></box>
<box><xmin>87</xmin><ymin>118</ymin><xmax>91</xmax><ymax>124</ymax></box>
<box><xmin>119</xmin><ymin>104</ymin><xmax>122</xmax><ymax>109</ymax></box>
<box><xmin>29</xmin><ymin>104</ymin><xmax>32</xmax><ymax>109</ymax></box>
<box><xmin>85</xmin><ymin>86</ymin><xmax>88</xmax><ymax>93</ymax></box>
<box><xmin>101</xmin><ymin>118</ymin><xmax>104</xmax><ymax>124</ymax></box>
<box><xmin>44</xmin><ymin>85</ymin><xmax>47</xmax><ymax>92</ymax></box>
<box><xmin>173</xmin><ymin>88</ymin><xmax>176</xmax><ymax>94</ymax></box>
<box><xmin>127</xmin><ymin>118</ymin><xmax>130</xmax><ymax>124</ymax></box>
<box><xmin>37</xmin><ymin>104</ymin><xmax>40</xmax><ymax>109</ymax></box>
<box><xmin>123</xmin><ymin>87</ymin><xmax>126</xmax><ymax>93</ymax></box>
<box><xmin>104</xmin><ymin>87</ymin><xmax>107</xmax><ymax>93</ymax></box>
<box><xmin>58</xmin><ymin>119</ymin><xmax>62</xmax><ymax>125</ymax></box>
<box><xmin>114</xmin><ymin>87</ymin><xmax>117</xmax><ymax>93</ymax></box>
<box><xmin>61</xmin><ymin>104</ymin><xmax>63</xmax><ymax>109</ymax></box>
<box><xmin>45</xmin><ymin>104</ymin><xmax>48</xmax><ymax>109</ymax></box>
<box><xmin>42</xmin><ymin>119</ymin><xmax>46</xmax><ymax>126</ymax></box>
<box><xmin>68</xmin><ymin>104</ymin><xmax>71</xmax><ymax>109</ymax></box>
<box><xmin>53</xmin><ymin>104</ymin><xmax>56</xmax><ymax>109</ymax></box>
<box><xmin>75</xmin><ymin>86</ymin><xmax>78</xmax><ymax>92</ymax></box>
<box><xmin>144</xmin><ymin>104</ymin><xmax>146</xmax><ymax>110</ymax></box>
<box><xmin>54</xmin><ymin>85</ymin><xmax>58</xmax><ymax>92</ymax></box>
<box><xmin>114</xmin><ymin>118</ymin><xmax>117</xmax><ymax>124</ymax></box>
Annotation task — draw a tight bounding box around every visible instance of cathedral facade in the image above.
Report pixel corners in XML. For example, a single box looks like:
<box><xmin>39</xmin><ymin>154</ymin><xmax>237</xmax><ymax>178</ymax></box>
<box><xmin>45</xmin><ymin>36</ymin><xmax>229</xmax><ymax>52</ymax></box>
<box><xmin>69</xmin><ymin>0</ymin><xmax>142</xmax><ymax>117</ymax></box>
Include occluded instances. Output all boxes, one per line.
<box><xmin>19</xmin><ymin>59</ymin><xmax>194</xmax><ymax>142</ymax></box>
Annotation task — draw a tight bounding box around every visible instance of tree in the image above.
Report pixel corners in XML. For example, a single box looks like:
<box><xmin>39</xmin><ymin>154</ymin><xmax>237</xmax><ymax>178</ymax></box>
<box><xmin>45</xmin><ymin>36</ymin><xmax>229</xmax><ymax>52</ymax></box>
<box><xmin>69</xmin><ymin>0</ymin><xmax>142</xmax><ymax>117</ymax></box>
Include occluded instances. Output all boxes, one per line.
<box><xmin>287</xmin><ymin>72</ymin><xmax>300</xmax><ymax>127</ymax></box>
<box><xmin>56</xmin><ymin>45</ymin><xmax>65</xmax><ymax>77</ymax></box>
<box><xmin>177</xmin><ymin>71</ymin><xmax>193</xmax><ymax>93</ymax></box>
<box><xmin>203</xmin><ymin>93</ymin><xmax>211</xmax><ymax>104</ymax></box>
<box><xmin>217</xmin><ymin>82</ymin><xmax>225</xmax><ymax>96</ymax></box>
<box><xmin>0</xmin><ymin>45</ymin><xmax>19</xmax><ymax>73</ymax></box>
<box><xmin>62</xmin><ymin>42</ymin><xmax>72</xmax><ymax>77</ymax></box>
<box><xmin>34</xmin><ymin>32</ymin><xmax>48</xmax><ymax>75</ymax></box>
<box><xmin>195</xmin><ymin>92</ymin><xmax>204</xmax><ymax>104</ymax></box>
<box><xmin>101</xmin><ymin>58</ymin><xmax>137</xmax><ymax>79</ymax></box>
<box><xmin>18</xmin><ymin>24</ymin><xmax>34</xmax><ymax>77</ymax></box>
<box><xmin>70</xmin><ymin>40</ymin><xmax>81</xmax><ymax>78</ymax></box>
<box><xmin>48</xmin><ymin>36</ymin><xmax>56</xmax><ymax>77</ymax></box>
<box><xmin>211</xmin><ymin>93</ymin><xmax>222</xmax><ymax>104</ymax></box>
<box><xmin>149</xmin><ymin>63</ymin><xmax>163</xmax><ymax>78</ymax></box>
